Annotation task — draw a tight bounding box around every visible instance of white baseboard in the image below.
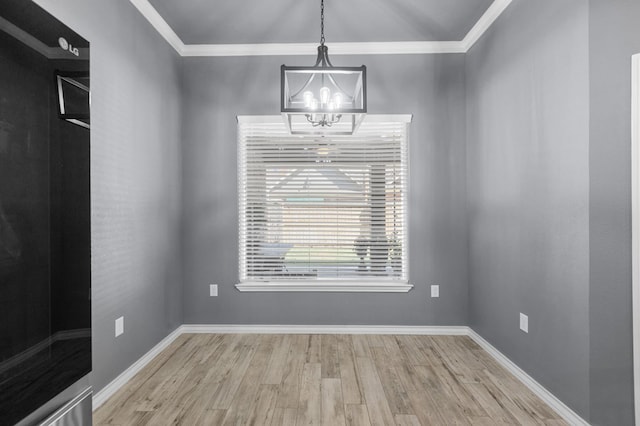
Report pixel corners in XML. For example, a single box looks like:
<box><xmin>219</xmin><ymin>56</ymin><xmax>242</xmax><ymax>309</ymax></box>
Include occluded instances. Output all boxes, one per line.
<box><xmin>92</xmin><ymin>326</ymin><xmax>182</xmax><ymax>409</ymax></box>
<box><xmin>468</xmin><ymin>329</ymin><xmax>590</xmax><ymax>426</ymax></box>
<box><xmin>92</xmin><ymin>324</ymin><xmax>590</xmax><ymax>425</ymax></box>
<box><xmin>180</xmin><ymin>324</ymin><xmax>468</xmax><ymax>335</ymax></box>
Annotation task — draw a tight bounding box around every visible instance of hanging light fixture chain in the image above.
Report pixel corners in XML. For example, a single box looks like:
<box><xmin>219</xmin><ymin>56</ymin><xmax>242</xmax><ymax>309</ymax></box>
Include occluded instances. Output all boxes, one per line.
<box><xmin>320</xmin><ymin>0</ymin><xmax>325</xmax><ymax>45</ymax></box>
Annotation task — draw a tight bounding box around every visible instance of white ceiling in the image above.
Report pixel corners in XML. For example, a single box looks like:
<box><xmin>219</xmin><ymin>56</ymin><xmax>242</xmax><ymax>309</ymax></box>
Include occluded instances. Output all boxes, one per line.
<box><xmin>146</xmin><ymin>0</ymin><xmax>495</xmax><ymax>45</ymax></box>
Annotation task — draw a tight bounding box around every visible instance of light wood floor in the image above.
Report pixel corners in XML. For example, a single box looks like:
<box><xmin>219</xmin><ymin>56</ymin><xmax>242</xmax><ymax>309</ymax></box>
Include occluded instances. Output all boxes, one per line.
<box><xmin>94</xmin><ymin>334</ymin><xmax>567</xmax><ymax>425</ymax></box>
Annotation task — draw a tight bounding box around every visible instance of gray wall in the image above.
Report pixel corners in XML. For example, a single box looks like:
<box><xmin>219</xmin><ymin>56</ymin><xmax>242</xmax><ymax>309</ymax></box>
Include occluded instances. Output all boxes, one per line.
<box><xmin>25</xmin><ymin>1</ymin><xmax>640</xmax><ymax>421</ymax></box>
<box><xmin>466</xmin><ymin>0</ymin><xmax>591</xmax><ymax>419</ymax></box>
<box><xmin>589</xmin><ymin>0</ymin><xmax>640</xmax><ymax>424</ymax></box>
<box><xmin>181</xmin><ymin>54</ymin><xmax>469</xmax><ymax>325</ymax></box>
<box><xmin>34</xmin><ymin>0</ymin><xmax>183</xmax><ymax>393</ymax></box>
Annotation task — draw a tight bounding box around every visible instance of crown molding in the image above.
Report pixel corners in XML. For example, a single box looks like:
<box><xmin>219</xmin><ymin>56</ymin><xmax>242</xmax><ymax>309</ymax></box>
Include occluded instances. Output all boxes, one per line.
<box><xmin>182</xmin><ymin>41</ymin><xmax>466</xmax><ymax>57</ymax></box>
<box><xmin>461</xmin><ymin>0</ymin><xmax>513</xmax><ymax>51</ymax></box>
<box><xmin>130</xmin><ymin>0</ymin><xmax>512</xmax><ymax>57</ymax></box>
<box><xmin>128</xmin><ymin>0</ymin><xmax>184</xmax><ymax>55</ymax></box>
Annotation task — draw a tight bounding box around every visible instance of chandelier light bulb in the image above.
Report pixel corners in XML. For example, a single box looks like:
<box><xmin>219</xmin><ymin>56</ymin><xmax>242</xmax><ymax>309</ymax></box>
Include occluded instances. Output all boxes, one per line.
<box><xmin>303</xmin><ymin>91</ymin><xmax>314</xmax><ymax>108</ymax></box>
<box><xmin>332</xmin><ymin>92</ymin><xmax>343</xmax><ymax>108</ymax></box>
<box><xmin>327</xmin><ymin>101</ymin><xmax>335</xmax><ymax>110</ymax></box>
<box><xmin>319</xmin><ymin>87</ymin><xmax>331</xmax><ymax>105</ymax></box>
<box><xmin>310</xmin><ymin>98</ymin><xmax>319</xmax><ymax>110</ymax></box>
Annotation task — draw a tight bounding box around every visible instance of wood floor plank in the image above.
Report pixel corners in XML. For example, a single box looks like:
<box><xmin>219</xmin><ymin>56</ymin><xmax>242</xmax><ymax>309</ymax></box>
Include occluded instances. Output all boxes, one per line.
<box><xmin>466</xmin><ymin>416</ymin><xmax>507</xmax><ymax>425</ymax></box>
<box><xmin>138</xmin><ymin>336</ymin><xmax>227</xmax><ymax>423</ymax></box>
<box><xmin>394</xmin><ymin>361</ymin><xmax>422</xmax><ymax>393</ymax></box>
<box><xmin>131</xmin><ymin>335</ymin><xmax>211</xmax><ymax>424</ymax></box>
<box><xmin>296</xmin><ymin>363</ymin><xmax>322</xmax><ymax>425</ymax></box>
<box><xmin>428</xmin><ymin>359</ymin><xmax>487</xmax><ymax>419</ymax></box>
<box><xmin>351</xmin><ymin>335</ymin><xmax>372</xmax><ymax>358</ymax></box>
<box><xmin>345</xmin><ymin>404</ymin><xmax>372</xmax><ymax>426</ymax></box>
<box><xmin>271</xmin><ymin>407</ymin><xmax>298</xmax><ymax>426</ymax></box>
<box><xmin>246</xmin><ymin>384</ymin><xmax>279</xmax><ymax>426</ymax></box>
<box><xmin>481</xmin><ymin>362</ymin><xmax>563</xmax><ymax>421</ymax></box>
<box><xmin>321</xmin><ymin>378</ymin><xmax>346</xmax><ymax>426</ymax></box>
<box><xmin>306</xmin><ymin>334</ymin><xmax>322</xmax><ymax>363</ymax></box>
<box><xmin>206</xmin><ymin>334</ymin><xmax>259</xmax><ymax>409</ymax></box>
<box><xmin>197</xmin><ymin>408</ymin><xmax>227</xmax><ymax>425</ymax></box>
<box><xmin>404</xmin><ymin>365</ymin><xmax>452</xmax><ymax>426</ymax></box>
<box><xmin>431</xmin><ymin>336</ymin><xmax>483</xmax><ymax>384</ymax></box>
<box><xmin>127</xmin><ymin>410</ymin><xmax>155</xmax><ymax>425</ymax></box>
<box><xmin>337</xmin><ymin>334</ymin><xmax>363</xmax><ymax>404</ymax></box>
<box><xmin>93</xmin><ymin>334</ymin><xmax>567</xmax><ymax>426</ymax></box>
<box><xmin>479</xmin><ymin>369</ymin><xmax>549</xmax><ymax>425</ymax></box>
<box><xmin>192</xmin><ymin>333</ymin><xmax>226</xmax><ymax>365</ymax></box>
<box><xmin>382</xmin><ymin>335</ymin><xmax>408</xmax><ymax>364</ymax></box>
<box><xmin>395</xmin><ymin>335</ymin><xmax>430</xmax><ymax>366</ymax></box>
<box><xmin>366</xmin><ymin>334</ymin><xmax>386</xmax><ymax>348</ymax></box>
<box><xmin>545</xmin><ymin>420</ymin><xmax>570</xmax><ymax>425</ymax></box>
<box><xmin>277</xmin><ymin>334</ymin><xmax>307</xmax><ymax>409</ymax></box>
<box><xmin>371</xmin><ymin>346</ymin><xmax>413</xmax><ymax>415</ymax></box>
<box><xmin>153</xmin><ymin>336</ymin><xmax>229</xmax><ymax>422</ymax></box>
<box><xmin>472</xmin><ymin>346</ymin><xmax>507</xmax><ymax>373</ymax></box>
<box><xmin>199</xmin><ymin>334</ymin><xmax>246</xmax><ymax>388</ymax></box>
<box><xmin>167</xmin><ymin>397</ymin><xmax>208</xmax><ymax>425</ymax></box>
<box><xmin>394</xmin><ymin>414</ymin><xmax>422</xmax><ymax>426</ymax></box>
<box><xmin>221</xmin><ymin>335</ymin><xmax>274</xmax><ymax>424</ymax></box>
<box><xmin>415</xmin><ymin>336</ymin><xmax>454</xmax><ymax>370</ymax></box>
<box><xmin>462</xmin><ymin>382</ymin><xmax>519</xmax><ymax>424</ymax></box>
<box><xmin>420</xmin><ymin>353</ymin><xmax>496</xmax><ymax>423</ymax></box>
<box><xmin>264</xmin><ymin>334</ymin><xmax>292</xmax><ymax>384</ymax></box>
<box><xmin>354</xmin><ymin>356</ymin><xmax>396</xmax><ymax>426</ymax></box>
<box><xmin>490</xmin><ymin>370</ymin><xmax>558</xmax><ymax>422</ymax></box>
<box><xmin>321</xmin><ymin>334</ymin><xmax>340</xmax><ymax>378</ymax></box>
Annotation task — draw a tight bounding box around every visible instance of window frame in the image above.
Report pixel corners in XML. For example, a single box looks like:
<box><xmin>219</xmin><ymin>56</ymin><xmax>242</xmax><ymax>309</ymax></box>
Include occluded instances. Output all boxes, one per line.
<box><xmin>236</xmin><ymin>114</ymin><xmax>413</xmax><ymax>293</ymax></box>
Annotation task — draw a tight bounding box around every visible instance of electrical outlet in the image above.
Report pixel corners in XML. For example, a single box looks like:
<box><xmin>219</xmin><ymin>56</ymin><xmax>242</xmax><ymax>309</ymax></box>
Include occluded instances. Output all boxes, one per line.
<box><xmin>115</xmin><ymin>316</ymin><xmax>124</xmax><ymax>337</ymax></box>
<box><xmin>209</xmin><ymin>284</ymin><xmax>218</xmax><ymax>297</ymax></box>
<box><xmin>519</xmin><ymin>313</ymin><xmax>528</xmax><ymax>333</ymax></box>
<box><xmin>430</xmin><ymin>285</ymin><xmax>440</xmax><ymax>298</ymax></box>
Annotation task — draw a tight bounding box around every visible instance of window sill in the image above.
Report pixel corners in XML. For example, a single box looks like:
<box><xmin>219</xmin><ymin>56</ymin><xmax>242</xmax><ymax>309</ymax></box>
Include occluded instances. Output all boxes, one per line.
<box><xmin>235</xmin><ymin>282</ymin><xmax>414</xmax><ymax>293</ymax></box>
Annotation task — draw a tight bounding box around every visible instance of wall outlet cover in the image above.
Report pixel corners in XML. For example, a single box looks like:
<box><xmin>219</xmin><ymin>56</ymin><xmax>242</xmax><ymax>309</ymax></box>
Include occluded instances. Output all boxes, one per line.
<box><xmin>519</xmin><ymin>313</ymin><xmax>528</xmax><ymax>333</ymax></box>
<box><xmin>210</xmin><ymin>284</ymin><xmax>218</xmax><ymax>297</ymax></box>
<box><xmin>115</xmin><ymin>316</ymin><xmax>124</xmax><ymax>337</ymax></box>
<box><xmin>431</xmin><ymin>285</ymin><xmax>440</xmax><ymax>298</ymax></box>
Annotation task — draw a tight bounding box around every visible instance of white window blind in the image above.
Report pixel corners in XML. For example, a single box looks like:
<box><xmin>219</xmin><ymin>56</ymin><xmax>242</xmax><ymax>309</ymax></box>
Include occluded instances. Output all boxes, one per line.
<box><xmin>238</xmin><ymin>116</ymin><xmax>409</xmax><ymax>286</ymax></box>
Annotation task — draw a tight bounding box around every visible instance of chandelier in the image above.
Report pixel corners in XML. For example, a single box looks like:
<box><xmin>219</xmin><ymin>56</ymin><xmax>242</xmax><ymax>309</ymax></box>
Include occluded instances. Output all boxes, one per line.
<box><xmin>281</xmin><ymin>0</ymin><xmax>366</xmax><ymax>135</ymax></box>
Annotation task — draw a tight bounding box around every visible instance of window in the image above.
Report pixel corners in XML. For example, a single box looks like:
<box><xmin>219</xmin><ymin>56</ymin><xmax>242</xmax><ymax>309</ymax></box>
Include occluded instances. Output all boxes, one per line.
<box><xmin>237</xmin><ymin>115</ymin><xmax>412</xmax><ymax>292</ymax></box>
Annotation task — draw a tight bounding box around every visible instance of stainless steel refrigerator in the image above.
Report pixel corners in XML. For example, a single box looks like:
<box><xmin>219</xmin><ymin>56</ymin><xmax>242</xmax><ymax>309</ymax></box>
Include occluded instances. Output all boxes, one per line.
<box><xmin>0</xmin><ymin>1</ymin><xmax>92</xmax><ymax>424</ymax></box>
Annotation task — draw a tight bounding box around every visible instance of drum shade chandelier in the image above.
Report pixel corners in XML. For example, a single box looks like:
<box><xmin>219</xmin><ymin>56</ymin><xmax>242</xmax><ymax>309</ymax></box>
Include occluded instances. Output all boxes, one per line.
<box><xmin>281</xmin><ymin>0</ymin><xmax>366</xmax><ymax>135</ymax></box>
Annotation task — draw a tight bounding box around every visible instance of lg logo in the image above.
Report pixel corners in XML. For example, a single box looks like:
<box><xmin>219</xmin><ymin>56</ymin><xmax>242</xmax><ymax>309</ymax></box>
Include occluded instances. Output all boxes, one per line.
<box><xmin>58</xmin><ymin>37</ymin><xmax>79</xmax><ymax>57</ymax></box>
